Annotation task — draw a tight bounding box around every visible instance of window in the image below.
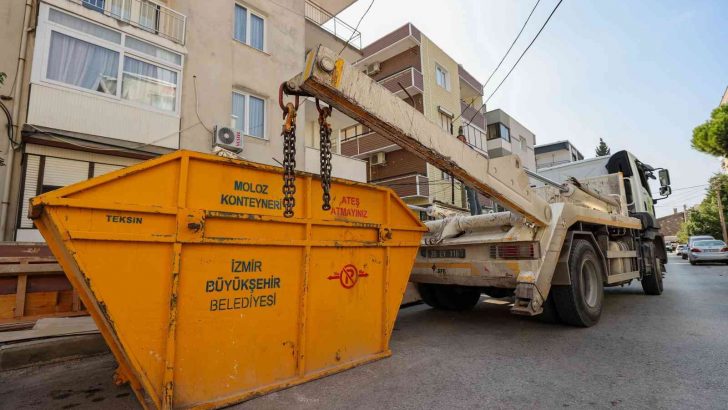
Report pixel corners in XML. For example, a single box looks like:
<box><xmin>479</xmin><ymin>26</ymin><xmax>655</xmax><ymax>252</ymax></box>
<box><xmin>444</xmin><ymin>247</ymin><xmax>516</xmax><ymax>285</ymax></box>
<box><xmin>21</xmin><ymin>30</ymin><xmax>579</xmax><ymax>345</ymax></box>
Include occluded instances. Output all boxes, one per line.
<box><xmin>435</xmin><ymin>64</ymin><xmax>450</xmax><ymax>90</ymax></box>
<box><xmin>231</xmin><ymin>91</ymin><xmax>266</xmax><ymax>139</ymax></box>
<box><xmin>47</xmin><ymin>31</ymin><xmax>119</xmax><ymax>95</ymax></box>
<box><xmin>83</xmin><ymin>0</ymin><xmax>105</xmax><ymax>12</ymax></box>
<box><xmin>234</xmin><ymin>4</ymin><xmax>265</xmax><ymax>51</ymax></box>
<box><xmin>487</xmin><ymin>123</ymin><xmax>511</xmax><ymax>142</ymax></box>
<box><xmin>340</xmin><ymin>124</ymin><xmax>370</xmax><ymax>141</ymax></box>
<box><xmin>463</xmin><ymin>124</ymin><xmax>486</xmax><ymax>151</ymax></box>
<box><xmin>122</xmin><ymin>57</ymin><xmax>177</xmax><ymax>111</ymax></box>
<box><xmin>520</xmin><ymin>136</ymin><xmax>526</xmax><ymax>151</ymax></box>
<box><xmin>109</xmin><ymin>0</ymin><xmax>131</xmax><ymax>21</ymax></box>
<box><xmin>441</xmin><ymin>171</ymin><xmax>451</xmax><ymax>181</ymax></box>
<box><xmin>439</xmin><ymin>111</ymin><xmax>453</xmax><ymax>133</ymax></box>
<box><xmin>39</xmin><ymin>7</ymin><xmax>183</xmax><ymax>113</ymax></box>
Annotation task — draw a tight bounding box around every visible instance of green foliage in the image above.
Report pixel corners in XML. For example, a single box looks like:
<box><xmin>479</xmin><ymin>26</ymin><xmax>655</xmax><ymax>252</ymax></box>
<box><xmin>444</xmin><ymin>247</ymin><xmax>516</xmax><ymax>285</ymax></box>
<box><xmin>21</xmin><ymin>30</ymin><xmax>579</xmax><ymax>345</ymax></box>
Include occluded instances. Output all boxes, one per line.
<box><xmin>0</xmin><ymin>72</ymin><xmax>6</xmax><ymax>86</ymax></box>
<box><xmin>595</xmin><ymin>138</ymin><xmax>610</xmax><ymax>157</ymax></box>
<box><xmin>691</xmin><ymin>104</ymin><xmax>728</xmax><ymax>157</ymax></box>
<box><xmin>677</xmin><ymin>174</ymin><xmax>728</xmax><ymax>242</ymax></box>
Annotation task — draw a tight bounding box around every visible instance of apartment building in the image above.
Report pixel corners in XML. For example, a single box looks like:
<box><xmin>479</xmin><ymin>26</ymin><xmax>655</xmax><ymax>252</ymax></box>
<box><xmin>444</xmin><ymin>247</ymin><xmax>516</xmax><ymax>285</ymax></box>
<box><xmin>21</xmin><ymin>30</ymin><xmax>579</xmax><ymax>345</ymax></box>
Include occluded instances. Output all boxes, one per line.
<box><xmin>535</xmin><ymin>140</ymin><xmax>585</xmax><ymax>170</ymax></box>
<box><xmin>485</xmin><ymin>109</ymin><xmax>536</xmax><ymax>170</ymax></box>
<box><xmin>340</xmin><ymin>23</ymin><xmax>488</xmax><ymax>213</ymax></box>
<box><xmin>0</xmin><ymin>0</ymin><xmax>364</xmax><ymax>241</ymax></box>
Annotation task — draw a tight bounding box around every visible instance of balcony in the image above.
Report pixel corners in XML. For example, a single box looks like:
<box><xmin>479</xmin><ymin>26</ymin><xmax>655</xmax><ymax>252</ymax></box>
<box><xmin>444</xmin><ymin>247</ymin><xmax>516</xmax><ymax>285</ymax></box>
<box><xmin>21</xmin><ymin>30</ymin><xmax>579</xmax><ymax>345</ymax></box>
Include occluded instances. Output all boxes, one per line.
<box><xmin>458</xmin><ymin>64</ymin><xmax>483</xmax><ymax>99</ymax></box>
<box><xmin>341</xmin><ymin>131</ymin><xmax>399</xmax><ymax>158</ymax></box>
<box><xmin>460</xmin><ymin>100</ymin><xmax>486</xmax><ymax>130</ymax></box>
<box><xmin>358</xmin><ymin>22</ymin><xmax>421</xmax><ymax>66</ymax></box>
<box><xmin>304</xmin><ymin>146</ymin><xmax>367</xmax><ymax>182</ymax></box>
<box><xmin>305</xmin><ymin>1</ymin><xmax>361</xmax><ymax>49</ymax></box>
<box><xmin>373</xmin><ymin>173</ymin><xmax>429</xmax><ymax>199</ymax></box>
<box><xmin>73</xmin><ymin>0</ymin><xmax>186</xmax><ymax>44</ymax></box>
<box><xmin>379</xmin><ymin>67</ymin><xmax>424</xmax><ymax>98</ymax></box>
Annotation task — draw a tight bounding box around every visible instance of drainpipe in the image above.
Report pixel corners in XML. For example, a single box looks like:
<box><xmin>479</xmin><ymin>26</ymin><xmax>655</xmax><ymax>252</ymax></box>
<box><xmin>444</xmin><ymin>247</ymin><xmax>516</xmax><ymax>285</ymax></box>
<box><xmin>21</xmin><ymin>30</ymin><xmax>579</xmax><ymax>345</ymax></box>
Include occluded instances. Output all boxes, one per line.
<box><xmin>0</xmin><ymin>0</ymin><xmax>34</xmax><ymax>240</ymax></box>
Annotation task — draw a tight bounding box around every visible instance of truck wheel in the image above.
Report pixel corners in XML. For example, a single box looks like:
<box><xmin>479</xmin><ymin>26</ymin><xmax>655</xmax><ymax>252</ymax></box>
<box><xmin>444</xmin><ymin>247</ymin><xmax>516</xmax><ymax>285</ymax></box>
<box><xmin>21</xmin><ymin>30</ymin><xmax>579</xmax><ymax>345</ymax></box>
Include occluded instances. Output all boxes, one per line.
<box><xmin>416</xmin><ymin>283</ymin><xmax>481</xmax><ymax>311</ymax></box>
<box><xmin>642</xmin><ymin>250</ymin><xmax>664</xmax><ymax>295</ymax></box>
<box><xmin>552</xmin><ymin>239</ymin><xmax>604</xmax><ymax>327</ymax></box>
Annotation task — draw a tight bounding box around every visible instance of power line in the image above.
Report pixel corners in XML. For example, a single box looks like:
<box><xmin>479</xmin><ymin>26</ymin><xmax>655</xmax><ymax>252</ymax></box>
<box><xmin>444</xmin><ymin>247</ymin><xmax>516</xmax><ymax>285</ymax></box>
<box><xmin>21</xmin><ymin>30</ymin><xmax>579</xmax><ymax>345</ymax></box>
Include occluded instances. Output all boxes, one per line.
<box><xmin>453</xmin><ymin>0</ymin><xmax>541</xmax><ymax>124</ymax></box>
<box><xmin>338</xmin><ymin>0</ymin><xmax>374</xmax><ymax>55</ymax></box>
<box><xmin>467</xmin><ymin>0</ymin><xmax>565</xmax><ymax>126</ymax></box>
<box><xmin>482</xmin><ymin>0</ymin><xmax>542</xmax><ymax>91</ymax></box>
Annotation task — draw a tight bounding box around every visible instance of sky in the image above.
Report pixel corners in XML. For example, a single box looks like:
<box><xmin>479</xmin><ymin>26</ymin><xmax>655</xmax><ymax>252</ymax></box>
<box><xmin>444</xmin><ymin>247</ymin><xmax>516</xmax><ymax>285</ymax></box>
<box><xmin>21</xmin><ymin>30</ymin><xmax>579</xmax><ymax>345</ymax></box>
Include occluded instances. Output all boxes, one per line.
<box><xmin>336</xmin><ymin>0</ymin><xmax>728</xmax><ymax>217</ymax></box>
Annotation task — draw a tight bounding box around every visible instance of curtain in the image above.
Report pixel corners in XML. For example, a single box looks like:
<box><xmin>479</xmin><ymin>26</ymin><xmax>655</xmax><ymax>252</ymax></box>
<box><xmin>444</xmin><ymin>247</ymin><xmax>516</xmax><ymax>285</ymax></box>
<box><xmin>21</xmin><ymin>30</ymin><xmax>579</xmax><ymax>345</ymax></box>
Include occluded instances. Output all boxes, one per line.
<box><xmin>234</xmin><ymin>5</ymin><xmax>247</xmax><ymax>43</ymax></box>
<box><xmin>232</xmin><ymin>93</ymin><xmax>245</xmax><ymax>130</ymax></box>
<box><xmin>47</xmin><ymin>31</ymin><xmax>119</xmax><ymax>95</ymax></box>
<box><xmin>248</xmin><ymin>96</ymin><xmax>264</xmax><ymax>138</ymax></box>
<box><xmin>109</xmin><ymin>0</ymin><xmax>131</xmax><ymax>21</ymax></box>
<box><xmin>250</xmin><ymin>14</ymin><xmax>264</xmax><ymax>50</ymax></box>
<box><xmin>121</xmin><ymin>57</ymin><xmax>177</xmax><ymax>111</ymax></box>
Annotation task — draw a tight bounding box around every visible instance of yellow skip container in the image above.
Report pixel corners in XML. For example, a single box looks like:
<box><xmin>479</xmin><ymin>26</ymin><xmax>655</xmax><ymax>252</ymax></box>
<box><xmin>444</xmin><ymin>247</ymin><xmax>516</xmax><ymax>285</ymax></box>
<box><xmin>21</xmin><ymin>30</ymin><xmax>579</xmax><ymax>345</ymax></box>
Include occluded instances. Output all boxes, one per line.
<box><xmin>30</xmin><ymin>151</ymin><xmax>425</xmax><ymax>409</ymax></box>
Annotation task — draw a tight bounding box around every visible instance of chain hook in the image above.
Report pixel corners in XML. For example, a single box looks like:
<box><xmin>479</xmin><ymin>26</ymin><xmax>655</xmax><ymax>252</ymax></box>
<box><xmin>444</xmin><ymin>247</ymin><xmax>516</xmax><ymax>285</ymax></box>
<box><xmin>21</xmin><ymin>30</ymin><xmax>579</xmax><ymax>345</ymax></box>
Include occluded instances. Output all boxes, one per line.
<box><xmin>279</xmin><ymin>83</ymin><xmax>299</xmax><ymax>218</ymax></box>
<box><xmin>316</xmin><ymin>99</ymin><xmax>334</xmax><ymax>211</ymax></box>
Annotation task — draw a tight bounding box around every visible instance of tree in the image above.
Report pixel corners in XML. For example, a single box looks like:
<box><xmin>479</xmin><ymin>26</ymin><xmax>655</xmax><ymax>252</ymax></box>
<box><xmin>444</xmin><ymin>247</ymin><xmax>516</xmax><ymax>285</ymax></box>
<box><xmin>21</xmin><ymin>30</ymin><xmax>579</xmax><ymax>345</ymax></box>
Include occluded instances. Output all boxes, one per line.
<box><xmin>691</xmin><ymin>104</ymin><xmax>728</xmax><ymax>157</ymax></box>
<box><xmin>595</xmin><ymin>138</ymin><xmax>610</xmax><ymax>157</ymax></box>
<box><xmin>677</xmin><ymin>174</ymin><xmax>728</xmax><ymax>242</ymax></box>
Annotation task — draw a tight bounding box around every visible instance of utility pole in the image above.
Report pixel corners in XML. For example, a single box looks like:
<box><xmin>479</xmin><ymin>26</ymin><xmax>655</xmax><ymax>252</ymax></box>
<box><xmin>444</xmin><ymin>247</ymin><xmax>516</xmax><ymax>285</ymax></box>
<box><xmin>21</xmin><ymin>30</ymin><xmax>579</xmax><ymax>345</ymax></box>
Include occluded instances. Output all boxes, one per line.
<box><xmin>715</xmin><ymin>182</ymin><xmax>728</xmax><ymax>244</ymax></box>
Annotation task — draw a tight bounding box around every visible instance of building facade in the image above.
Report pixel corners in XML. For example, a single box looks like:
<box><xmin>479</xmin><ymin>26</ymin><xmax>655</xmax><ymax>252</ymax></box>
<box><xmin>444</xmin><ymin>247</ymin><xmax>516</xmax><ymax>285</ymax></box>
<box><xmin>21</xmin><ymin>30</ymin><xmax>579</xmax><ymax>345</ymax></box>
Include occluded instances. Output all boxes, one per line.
<box><xmin>657</xmin><ymin>209</ymin><xmax>686</xmax><ymax>240</ymax></box>
<box><xmin>339</xmin><ymin>23</ymin><xmax>488</xmax><ymax>213</ymax></box>
<box><xmin>485</xmin><ymin>109</ymin><xmax>536</xmax><ymax>170</ymax></box>
<box><xmin>534</xmin><ymin>140</ymin><xmax>585</xmax><ymax>170</ymax></box>
<box><xmin>0</xmin><ymin>0</ymin><xmax>364</xmax><ymax>241</ymax></box>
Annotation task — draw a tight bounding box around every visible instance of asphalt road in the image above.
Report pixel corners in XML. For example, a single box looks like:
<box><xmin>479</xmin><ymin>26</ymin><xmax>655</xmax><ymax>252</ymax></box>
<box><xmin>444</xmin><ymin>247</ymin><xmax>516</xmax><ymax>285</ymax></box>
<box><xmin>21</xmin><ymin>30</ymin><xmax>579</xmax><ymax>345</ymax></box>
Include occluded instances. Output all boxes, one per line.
<box><xmin>2</xmin><ymin>254</ymin><xmax>727</xmax><ymax>409</ymax></box>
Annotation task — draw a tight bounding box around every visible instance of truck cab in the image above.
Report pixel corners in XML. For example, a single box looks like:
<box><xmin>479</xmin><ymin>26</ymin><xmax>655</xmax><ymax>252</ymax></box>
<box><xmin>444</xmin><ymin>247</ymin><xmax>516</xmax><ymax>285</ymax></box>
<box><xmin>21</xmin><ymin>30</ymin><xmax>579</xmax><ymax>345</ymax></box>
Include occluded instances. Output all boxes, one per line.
<box><xmin>535</xmin><ymin>150</ymin><xmax>671</xmax><ymax>218</ymax></box>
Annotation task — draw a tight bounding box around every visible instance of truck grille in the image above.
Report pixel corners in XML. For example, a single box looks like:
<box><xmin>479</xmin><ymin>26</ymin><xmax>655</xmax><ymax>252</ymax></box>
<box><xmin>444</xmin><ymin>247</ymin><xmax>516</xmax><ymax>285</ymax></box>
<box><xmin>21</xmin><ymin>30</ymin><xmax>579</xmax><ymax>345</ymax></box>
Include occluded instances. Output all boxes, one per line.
<box><xmin>489</xmin><ymin>242</ymin><xmax>540</xmax><ymax>260</ymax></box>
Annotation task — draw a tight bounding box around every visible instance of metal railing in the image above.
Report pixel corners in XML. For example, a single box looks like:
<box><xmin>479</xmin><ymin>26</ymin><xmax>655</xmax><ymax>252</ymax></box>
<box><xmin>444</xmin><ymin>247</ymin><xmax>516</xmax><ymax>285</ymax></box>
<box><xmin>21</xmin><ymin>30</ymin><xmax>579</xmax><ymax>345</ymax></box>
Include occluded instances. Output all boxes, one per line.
<box><xmin>536</xmin><ymin>159</ymin><xmax>574</xmax><ymax>169</ymax></box>
<box><xmin>379</xmin><ymin>67</ymin><xmax>424</xmax><ymax>95</ymax></box>
<box><xmin>373</xmin><ymin>173</ymin><xmax>429</xmax><ymax>198</ymax></box>
<box><xmin>305</xmin><ymin>1</ymin><xmax>361</xmax><ymax>49</ymax></box>
<box><xmin>74</xmin><ymin>0</ymin><xmax>186</xmax><ymax>44</ymax></box>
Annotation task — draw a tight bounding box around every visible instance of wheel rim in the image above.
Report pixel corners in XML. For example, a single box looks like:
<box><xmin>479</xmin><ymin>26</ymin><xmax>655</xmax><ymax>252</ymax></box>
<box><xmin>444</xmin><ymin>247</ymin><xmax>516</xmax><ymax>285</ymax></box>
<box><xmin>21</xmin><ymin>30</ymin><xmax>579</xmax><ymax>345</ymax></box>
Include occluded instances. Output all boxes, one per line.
<box><xmin>580</xmin><ymin>259</ymin><xmax>599</xmax><ymax>308</ymax></box>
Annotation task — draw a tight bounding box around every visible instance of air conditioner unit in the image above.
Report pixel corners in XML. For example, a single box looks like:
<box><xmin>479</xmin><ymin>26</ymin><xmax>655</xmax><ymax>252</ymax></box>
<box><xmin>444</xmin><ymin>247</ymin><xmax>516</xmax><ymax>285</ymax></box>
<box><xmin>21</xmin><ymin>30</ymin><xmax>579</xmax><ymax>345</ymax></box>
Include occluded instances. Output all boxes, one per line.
<box><xmin>365</xmin><ymin>62</ymin><xmax>381</xmax><ymax>76</ymax></box>
<box><xmin>370</xmin><ymin>152</ymin><xmax>386</xmax><ymax>165</ymax></box>
<box><xmin>213</xmin><ymin>125</ymin><xmax>243</xmax><ymax>153</ymax></box>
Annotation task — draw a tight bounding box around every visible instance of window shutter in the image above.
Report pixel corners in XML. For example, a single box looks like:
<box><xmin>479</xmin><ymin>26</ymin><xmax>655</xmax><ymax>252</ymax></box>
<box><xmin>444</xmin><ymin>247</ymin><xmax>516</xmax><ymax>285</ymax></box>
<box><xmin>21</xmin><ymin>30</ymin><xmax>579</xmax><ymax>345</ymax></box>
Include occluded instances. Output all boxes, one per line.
<box><xmin>44</xmin><ymin>157</ymin><xmax>89</xmax><ymax>188</ymax></box>
<box><xmin>19</xmin><ymin>155</ymin><xmax>41</xmax><ymax>229</ymax></box>
<box><xmin>94</xmin><ymin>163</ymin><xmax>124</xmax><ymax>177</ymax></box>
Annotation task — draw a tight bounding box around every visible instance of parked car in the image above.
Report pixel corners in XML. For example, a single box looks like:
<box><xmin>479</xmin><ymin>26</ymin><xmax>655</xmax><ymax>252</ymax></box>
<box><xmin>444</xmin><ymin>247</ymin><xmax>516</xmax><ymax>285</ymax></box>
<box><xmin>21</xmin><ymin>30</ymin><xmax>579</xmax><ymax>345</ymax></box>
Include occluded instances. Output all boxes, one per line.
<box><xmin>684</xmin><ymin>235</ymin><xmax>715</xmax><ymax>259</ymax></box>
<box><xmin>666</xmin><ymin>243</ymin><xmax>675</xmax><ymax>252</ymax></box>
<box><xmin>688</xmin><ymin>239</ymin><xmax>728</xmax><ymax>265</ymax></box>
<box><xmin>676</xmin><ymin>244</ymin><xmax>687</xmax><ymax>256</ymax></box>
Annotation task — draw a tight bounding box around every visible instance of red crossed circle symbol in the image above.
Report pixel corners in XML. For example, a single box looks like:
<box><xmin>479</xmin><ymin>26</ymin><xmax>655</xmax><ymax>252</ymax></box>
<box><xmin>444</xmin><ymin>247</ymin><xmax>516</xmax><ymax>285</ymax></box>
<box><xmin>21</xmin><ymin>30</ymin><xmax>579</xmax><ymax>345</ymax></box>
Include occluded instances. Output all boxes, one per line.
<box><xmin>339</xmin><ymin>264</ymin><xmax>359</xmax><ymax>289</ymax></box>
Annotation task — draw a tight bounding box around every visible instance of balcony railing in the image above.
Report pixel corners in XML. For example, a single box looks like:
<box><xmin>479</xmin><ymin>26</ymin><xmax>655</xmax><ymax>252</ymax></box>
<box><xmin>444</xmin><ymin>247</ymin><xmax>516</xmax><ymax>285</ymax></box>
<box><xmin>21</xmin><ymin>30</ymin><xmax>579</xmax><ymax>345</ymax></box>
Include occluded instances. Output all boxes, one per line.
<box><xmin>74</xmin><ymin>0</ymin><xmax>186</xmax><ymax>44</ymax></box>
<box><xmin>379</xmin><ymin>67</ymin><xmax>424</xmax><ymax>96</ymax></box>
<box><xmin>341</xmin><ymin>131</ymin><xmax>398</xmax><ymax>158</ymax></box>
<box><xmin>536</xmin><ymin>159</ymin><xmax>574</xmax><ymax>169</ymax></box>
<box><xmin>305</xmin><ymin>1</ymin><xmax>361</xmax><ymax>49</ymax></box>
<box><xmin>373</xmin><ymin>173</ymin><xmax>429</xmax><ymax>199</ymax></box>
<box><xmin>460</xmin><ymin>100</ymin><xmax>486</xmax><ymax>130</ymax></box>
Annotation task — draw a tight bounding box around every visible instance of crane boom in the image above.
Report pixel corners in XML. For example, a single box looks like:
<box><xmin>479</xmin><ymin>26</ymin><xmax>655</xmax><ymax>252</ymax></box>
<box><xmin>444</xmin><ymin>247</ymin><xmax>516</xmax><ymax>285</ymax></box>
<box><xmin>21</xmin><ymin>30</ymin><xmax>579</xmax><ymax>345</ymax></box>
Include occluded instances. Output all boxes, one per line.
<box><xmin>285</xmin><ymin>45</ymin><xmax>552</xmax><ymax>226</ymax></box>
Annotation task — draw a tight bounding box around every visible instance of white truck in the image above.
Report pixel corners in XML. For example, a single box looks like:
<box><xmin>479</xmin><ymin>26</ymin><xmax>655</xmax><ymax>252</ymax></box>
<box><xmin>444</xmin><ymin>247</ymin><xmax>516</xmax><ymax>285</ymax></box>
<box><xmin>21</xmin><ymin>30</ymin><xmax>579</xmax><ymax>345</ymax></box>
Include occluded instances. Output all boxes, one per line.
<box><xmin>284</xmin><ymin>45</ymin><xmax>671</xmax><ymax>327</ymax></box>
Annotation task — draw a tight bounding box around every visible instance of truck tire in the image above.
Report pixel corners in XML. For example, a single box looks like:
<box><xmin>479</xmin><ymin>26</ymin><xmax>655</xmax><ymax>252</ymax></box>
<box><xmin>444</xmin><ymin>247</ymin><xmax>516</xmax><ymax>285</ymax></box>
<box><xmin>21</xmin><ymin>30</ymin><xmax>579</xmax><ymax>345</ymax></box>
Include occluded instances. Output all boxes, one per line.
<box><xmin>642</xmin><ymin>245</ymin><xmax>664</xmax><ymax>295</ymax></box>
<box><xmin>552</xmin><ymin>239</ymin><xmax>604</xmax><ymax>327</ymax></box>
<box><xmin>416</xmin><ymin>283</ymin><xmax>481</xmax><ymax>311</ymax></box>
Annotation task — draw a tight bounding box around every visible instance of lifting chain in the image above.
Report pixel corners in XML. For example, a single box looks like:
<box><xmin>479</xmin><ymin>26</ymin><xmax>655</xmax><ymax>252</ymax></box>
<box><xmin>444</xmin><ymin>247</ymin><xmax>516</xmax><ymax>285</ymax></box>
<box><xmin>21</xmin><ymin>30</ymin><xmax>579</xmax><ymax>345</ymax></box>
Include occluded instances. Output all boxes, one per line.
<box><xmin>316</xmin><ymin>99</ymin><xmax>333</xmax><ymax>211</ymax></box>
<box><xmin>279</xmin><ymin>84</ymin><xmax>299</xmax><ymax>218</ymax></box>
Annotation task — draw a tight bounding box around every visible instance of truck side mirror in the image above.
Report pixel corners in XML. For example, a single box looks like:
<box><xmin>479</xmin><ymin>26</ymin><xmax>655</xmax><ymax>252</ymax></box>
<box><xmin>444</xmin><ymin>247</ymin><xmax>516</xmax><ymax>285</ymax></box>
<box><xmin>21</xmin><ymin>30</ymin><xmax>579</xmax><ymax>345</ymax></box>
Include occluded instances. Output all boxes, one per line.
<box><xmin>658</xmin><ymin>169</ymin><xmax>670</xmax><ymax>187</ymax></box>
<box><xmin>659</xmin><ymin>185</ymin><xmax>672</xmax><ymax>196</ymax></box>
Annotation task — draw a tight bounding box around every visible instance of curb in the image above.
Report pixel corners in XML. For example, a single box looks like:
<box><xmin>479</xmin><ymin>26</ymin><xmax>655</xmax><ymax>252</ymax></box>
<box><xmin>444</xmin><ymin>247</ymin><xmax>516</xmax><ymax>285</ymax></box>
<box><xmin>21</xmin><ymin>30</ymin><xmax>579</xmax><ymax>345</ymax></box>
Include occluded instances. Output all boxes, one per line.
<box><xmin>0</xmin><ymin>334</ymin><xmax>109</xmax><ymax>371</ymax></box>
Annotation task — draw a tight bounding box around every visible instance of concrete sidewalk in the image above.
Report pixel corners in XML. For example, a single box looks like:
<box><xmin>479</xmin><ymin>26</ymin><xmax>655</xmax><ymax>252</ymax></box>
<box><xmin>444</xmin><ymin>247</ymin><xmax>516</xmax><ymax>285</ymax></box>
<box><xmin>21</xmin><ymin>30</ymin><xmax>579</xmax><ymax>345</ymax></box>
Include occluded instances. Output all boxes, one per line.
<box><xmin>0</xmin><ymin>317</ymin><xmax>107</xmax><ymax>371</ymax></box>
